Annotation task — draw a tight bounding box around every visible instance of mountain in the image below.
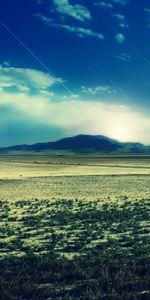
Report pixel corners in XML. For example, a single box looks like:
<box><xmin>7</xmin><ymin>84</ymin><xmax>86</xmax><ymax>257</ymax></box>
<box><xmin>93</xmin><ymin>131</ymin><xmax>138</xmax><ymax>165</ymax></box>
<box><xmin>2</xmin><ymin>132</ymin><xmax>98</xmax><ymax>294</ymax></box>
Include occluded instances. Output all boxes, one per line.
<box><xmin>0</xmin><ymin>134</ymin><xmax>149</xmax><ymax>154</ymax></box>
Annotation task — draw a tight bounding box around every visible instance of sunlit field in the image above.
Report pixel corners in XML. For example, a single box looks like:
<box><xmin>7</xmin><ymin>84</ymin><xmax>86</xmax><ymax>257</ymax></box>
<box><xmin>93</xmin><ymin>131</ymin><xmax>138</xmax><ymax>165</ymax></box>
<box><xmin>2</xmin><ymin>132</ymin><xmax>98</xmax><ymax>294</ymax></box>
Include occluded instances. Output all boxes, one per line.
<box><xmin>0</xmin><ymin>155</ymin><xmax>150</xmax><ymax>299</ymax></box>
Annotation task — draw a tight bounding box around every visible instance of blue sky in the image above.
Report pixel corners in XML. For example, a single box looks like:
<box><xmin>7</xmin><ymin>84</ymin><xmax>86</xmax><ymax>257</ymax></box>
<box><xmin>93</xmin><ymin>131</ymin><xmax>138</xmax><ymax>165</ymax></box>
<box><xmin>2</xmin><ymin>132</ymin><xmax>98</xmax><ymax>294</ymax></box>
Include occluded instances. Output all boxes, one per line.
<box><xmin>0</xmin><ymin>0</ymin><xmax>150</xmax><ymax>146</ymax></box>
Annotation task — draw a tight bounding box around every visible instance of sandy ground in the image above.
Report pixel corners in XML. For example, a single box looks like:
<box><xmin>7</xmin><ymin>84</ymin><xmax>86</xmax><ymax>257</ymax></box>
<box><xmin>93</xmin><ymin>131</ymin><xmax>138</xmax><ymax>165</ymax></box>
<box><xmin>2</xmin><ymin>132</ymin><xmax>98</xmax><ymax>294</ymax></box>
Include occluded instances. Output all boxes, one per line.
<box><xmin>0</xmin><ymin>155</ymin><xmax>149</xmax><ymax>201</ymax></box>
<box><xmin>0</xmin><ymin>155</ymin><xmax>150</xmax><ymax>179</ymax></box>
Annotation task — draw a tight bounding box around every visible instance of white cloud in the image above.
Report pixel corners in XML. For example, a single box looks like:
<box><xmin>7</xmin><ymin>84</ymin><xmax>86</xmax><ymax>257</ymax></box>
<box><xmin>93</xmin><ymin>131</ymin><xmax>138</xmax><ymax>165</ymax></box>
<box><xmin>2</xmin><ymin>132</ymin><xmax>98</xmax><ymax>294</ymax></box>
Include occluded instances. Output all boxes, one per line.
<box><xmin>81</xmin><ymin>85</ymin><xmax>116</xmax><ymax>96</ymax></box>
<box><xmin>0</xmin><ymin>89</ymin><xmax>150</xmax><ymax>144</ymax></box>
<box><xmin>52</xmin><ymin>0</ymin><xmax>91</xmax><ymax>22</ymax></box>
<box><xmin>115</xmin><ymin>33</ymin><xmax>125</xmax><ymax>43</ymax></box>
<box><xmin>0</xmin><ymin>65</ymin><xmax>150</xmax><ymax>145</ymax></box>
<box><xmin>0</xmin><ymin>66</ymin><xmax>61</xmax><ymax>92</ymax></box>
<box><xmin>36</xmin><ymin>15</ymin><xmax>104</xmax><ymax>40</ymax></box>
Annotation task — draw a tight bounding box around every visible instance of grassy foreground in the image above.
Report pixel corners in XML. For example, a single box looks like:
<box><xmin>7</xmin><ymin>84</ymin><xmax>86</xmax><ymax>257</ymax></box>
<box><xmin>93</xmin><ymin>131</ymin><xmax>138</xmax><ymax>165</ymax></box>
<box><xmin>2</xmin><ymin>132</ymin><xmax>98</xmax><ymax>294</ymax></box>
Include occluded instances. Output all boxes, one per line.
<box><xmin>0</xmin><ymin>196</ymin><xmax>149</xmax><ymax>299</ymax></box>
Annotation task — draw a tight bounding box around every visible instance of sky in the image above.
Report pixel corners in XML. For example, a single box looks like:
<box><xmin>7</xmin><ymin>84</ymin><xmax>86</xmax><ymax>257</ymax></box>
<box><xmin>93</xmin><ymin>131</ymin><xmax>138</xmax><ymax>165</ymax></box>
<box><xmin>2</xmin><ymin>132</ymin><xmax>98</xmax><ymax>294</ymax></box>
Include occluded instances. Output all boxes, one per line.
<box><xmin>0</xmin><ymin>0</ymin><xmax>150</xmax><ymax>146</ymax></box>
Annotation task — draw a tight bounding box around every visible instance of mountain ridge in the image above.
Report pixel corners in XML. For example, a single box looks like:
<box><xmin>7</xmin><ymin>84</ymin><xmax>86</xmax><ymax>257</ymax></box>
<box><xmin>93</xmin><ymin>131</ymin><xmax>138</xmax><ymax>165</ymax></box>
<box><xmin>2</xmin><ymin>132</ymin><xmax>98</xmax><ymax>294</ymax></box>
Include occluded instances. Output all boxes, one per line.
<box><xmin>0</xmin><ymin>134</ymin><xmax>149</xmax><ymax>154</ymax></box>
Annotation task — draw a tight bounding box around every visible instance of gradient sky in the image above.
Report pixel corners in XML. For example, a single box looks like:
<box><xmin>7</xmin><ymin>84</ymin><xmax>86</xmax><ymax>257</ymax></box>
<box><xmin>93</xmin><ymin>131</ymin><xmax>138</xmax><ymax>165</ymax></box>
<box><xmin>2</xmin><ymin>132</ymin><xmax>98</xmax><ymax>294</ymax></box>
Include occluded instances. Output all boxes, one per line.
<box><xmin>0</xmin><ymin>0</ymin><xmax>150</xmax><ymax>146</ymax></box>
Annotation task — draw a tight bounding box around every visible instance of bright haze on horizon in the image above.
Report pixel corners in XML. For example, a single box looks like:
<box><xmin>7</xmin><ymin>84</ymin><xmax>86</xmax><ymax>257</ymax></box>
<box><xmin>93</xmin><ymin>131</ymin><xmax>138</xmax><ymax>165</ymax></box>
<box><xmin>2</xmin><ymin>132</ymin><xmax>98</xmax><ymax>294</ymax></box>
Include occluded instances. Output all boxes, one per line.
<box><xmin>0</xmin><ymin>0</ymin><xmax>150</xmax><ymax>146</ymax></box>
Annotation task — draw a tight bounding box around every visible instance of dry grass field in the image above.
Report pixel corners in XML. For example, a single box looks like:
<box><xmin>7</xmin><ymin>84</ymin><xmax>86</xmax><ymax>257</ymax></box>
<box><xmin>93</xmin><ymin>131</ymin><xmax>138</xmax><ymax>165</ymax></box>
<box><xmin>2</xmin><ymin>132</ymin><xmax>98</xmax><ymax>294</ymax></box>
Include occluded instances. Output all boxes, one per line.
<box><xmin>0</xmin><ymin>155</ymin><xmax>150</xmax><ymax>299</ymax></box>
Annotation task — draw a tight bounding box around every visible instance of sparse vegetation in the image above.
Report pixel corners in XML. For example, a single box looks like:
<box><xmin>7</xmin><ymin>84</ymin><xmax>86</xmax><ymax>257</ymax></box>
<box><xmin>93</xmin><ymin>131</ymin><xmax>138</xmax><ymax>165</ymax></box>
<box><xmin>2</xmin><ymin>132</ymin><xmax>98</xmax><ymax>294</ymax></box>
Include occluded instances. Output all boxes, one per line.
<box><xmin>0</xmin><ymin>155</ymin><xmax>150</xmax><ymax>299</ymax></box>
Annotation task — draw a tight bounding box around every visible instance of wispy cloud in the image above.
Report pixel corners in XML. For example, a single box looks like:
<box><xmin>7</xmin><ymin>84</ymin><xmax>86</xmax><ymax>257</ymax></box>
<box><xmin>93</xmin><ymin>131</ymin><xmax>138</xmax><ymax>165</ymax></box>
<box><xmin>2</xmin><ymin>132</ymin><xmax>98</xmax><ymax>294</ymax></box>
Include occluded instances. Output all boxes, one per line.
<box><xmin>59</xmin><ymin>25</ymin><xmax>104</xmax><ymax>39</ymax></box>
<box><xmin>52</xmin><ymin>0</ymin><xmax>92</xmax><ymax>22</ymax></box>
<box><xmin>119</xmin><ymin>22</ymin><xmax>129</xmax><ymax>28</ymax></box>
<box><xmin>112</xmin><ymin>0</ymin><xmax>128</xmax><ymax>6</ymax></box>
<box><xmin>112</xmin><ymin>13</ymin><xmax>125</xmax><ymax>21</ymax></box>
<box><xmin>95</xmin><ymin>1</ymin><xmax>113</xmax><ymax>10</ymax></box>
<box><xmin>36</xmin><ymin>15</ymin><xmax>104</xmax><ymax>40</ymax></box>
<box><xmin>81</xmin><ymin>85</ymin><xmax>116</xmax><ymax>96</ymax></box>
<box><xmin>112</xmin><ymin>13</ymin><xmax>129</xmax><ymax>28</ymax></box>
<box><xmin>36</xmin><ymin>0</ymin><xmax>43</xmax><ymax>4</ymax></box>
<box><xmin>114</xmin><ymin>52</ymin><xmax>131</xmax><ymax>62</ymax></box>
<box><xmin>144</xmin><ymin>8</ymin><xmax>150</xmax><ymax>14</ymax></box>
<box><xmin>144</xmin><ymin>8</ymin><xmax>150</xmax><ymax>28</ymax></box>
<box><xmin>115</xmin><ymin>33</ymin><xmax>125</xmax><ymax>43</ymax></box>
<box><xmin>0</xmin><ymin>65</ymin><xmax>61</xmax><ymax>93</ymax></box>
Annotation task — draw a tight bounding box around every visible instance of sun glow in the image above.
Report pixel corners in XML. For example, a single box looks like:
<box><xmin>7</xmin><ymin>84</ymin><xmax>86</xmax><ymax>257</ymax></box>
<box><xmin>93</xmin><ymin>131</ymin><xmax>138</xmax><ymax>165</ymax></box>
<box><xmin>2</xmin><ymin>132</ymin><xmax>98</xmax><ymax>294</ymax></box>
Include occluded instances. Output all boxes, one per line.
<box><xmin>108</xmin><ymin>125</ymin><xmax>131</xmax><ymax>141</ymax></box>
<box><xmin>104</xmin><ymin>112</ymin><xmax>136</xmax><ymax>142</ymax></box>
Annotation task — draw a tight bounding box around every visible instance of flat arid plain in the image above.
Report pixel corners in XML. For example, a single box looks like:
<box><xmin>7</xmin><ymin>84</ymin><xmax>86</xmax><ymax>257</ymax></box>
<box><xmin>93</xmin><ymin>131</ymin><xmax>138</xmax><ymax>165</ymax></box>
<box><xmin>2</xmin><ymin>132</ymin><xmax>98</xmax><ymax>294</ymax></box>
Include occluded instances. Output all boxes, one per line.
<box><xmin>0</xmin><ymin>155</ymin><xmax>150</xmax><ymax>299</ymax></box>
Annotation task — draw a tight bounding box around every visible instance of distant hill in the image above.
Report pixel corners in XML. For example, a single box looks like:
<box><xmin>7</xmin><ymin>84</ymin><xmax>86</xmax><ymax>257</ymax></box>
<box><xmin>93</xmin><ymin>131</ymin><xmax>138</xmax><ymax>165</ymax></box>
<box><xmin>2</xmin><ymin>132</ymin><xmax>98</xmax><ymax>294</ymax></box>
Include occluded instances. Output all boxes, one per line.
<box><xmin>0</xmin><ymin>134</ymin><xmax>150</xmax><ymax>154</ymax></box>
